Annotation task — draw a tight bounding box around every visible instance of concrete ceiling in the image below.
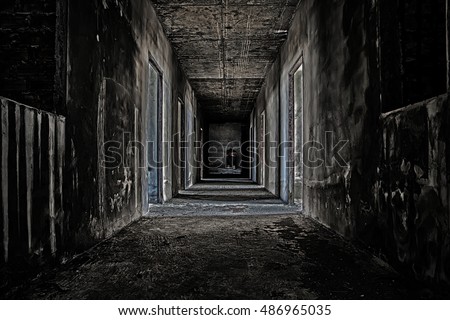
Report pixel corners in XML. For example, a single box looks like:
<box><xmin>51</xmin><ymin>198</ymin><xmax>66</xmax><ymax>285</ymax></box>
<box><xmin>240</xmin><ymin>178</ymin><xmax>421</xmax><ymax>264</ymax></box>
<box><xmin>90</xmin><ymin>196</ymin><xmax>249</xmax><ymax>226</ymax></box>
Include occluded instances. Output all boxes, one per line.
<box><xmin>152</xmin><ymin>0</ymin><xmax>300</xmax><ymax>122</ymax></box>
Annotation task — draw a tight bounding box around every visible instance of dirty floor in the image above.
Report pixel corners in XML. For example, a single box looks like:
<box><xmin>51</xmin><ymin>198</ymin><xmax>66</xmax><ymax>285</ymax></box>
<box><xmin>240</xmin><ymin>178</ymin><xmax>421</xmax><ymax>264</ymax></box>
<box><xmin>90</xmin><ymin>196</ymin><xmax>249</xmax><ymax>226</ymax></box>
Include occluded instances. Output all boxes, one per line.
<box><xmin>2</xmin><ymin>180</ymin><xmax>447</xmax><ymax>299</ymax></box>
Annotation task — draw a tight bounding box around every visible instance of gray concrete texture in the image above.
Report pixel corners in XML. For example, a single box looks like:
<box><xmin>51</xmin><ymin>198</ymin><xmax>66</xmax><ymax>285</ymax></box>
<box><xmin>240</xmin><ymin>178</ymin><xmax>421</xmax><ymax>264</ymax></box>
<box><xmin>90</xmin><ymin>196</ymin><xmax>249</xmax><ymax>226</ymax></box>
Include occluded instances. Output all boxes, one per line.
<box><xmin>252</xmin><ymin>0</ymin><xmax>450</xmax><ymax>284</ymax></box>
<box><xmin>152</xmin><ymin>0</ymin><xmax>300</xmax><ymax>122</ymax></box>
<box><xmin>4</xmin><ymin>213</ymin><xmax>444</xmax><ymax>299</ymax></box>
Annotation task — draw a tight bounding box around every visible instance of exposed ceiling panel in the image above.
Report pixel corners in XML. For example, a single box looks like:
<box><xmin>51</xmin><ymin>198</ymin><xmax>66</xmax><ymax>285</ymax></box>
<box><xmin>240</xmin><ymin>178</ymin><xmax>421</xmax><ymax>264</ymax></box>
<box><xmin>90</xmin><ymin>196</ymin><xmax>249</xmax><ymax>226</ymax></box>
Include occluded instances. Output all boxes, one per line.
<box><xmin>152</xmin><ymin>0</ymin><xmax>300</xmax><ymax>122</ymax></box>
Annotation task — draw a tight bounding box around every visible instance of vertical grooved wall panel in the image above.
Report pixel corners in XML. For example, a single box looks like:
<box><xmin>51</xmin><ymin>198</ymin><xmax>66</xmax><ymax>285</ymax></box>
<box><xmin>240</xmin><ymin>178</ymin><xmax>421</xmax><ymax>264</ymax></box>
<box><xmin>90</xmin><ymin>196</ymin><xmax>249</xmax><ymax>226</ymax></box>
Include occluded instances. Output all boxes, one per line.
<box><xmin>0</xmin><ymin>97</ymin><xmax>65</xmax><ymax>264</ymax></box>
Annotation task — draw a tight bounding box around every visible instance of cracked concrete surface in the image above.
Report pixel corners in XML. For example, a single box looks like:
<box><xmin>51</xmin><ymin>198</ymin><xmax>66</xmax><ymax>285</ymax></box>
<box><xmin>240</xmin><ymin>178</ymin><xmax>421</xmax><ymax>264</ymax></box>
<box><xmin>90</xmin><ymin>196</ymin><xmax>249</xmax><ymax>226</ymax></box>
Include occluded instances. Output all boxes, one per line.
<box><xmin>2</xmin><ymin>181</ymin><xmax>448</xmax><ymax>299</ymax></box>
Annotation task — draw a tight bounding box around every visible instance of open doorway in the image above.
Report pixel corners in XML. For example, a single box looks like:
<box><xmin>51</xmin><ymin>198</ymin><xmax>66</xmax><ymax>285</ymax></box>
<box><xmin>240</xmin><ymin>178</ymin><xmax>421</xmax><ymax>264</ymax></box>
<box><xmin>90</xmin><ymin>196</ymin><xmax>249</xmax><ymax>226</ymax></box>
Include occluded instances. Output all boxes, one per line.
<box><xmin>249</xmin><ymin>121</ymin><xmax>254</xmax><ymax>180</ymax></box>
<box><xmin>292</xmin><ymin>62</ymin><xmax>304</xmax><ymax>205</ymax></box>
<box><xmin>147</xmin><ymin>61</ymin><xmax>162</xmax><ymax>203</ymax></box>
<box><xmin>177</xmin><ymin>98</ymin><xmax>185</xmax><ymax>192</ymax></box>
<box><xmin>260</xmin><ymin>111</ymin><xmax>266</xmax><ymax>187</ymax></box>
<box><xmin>204</xmin><ymin>122</ymin><xmax>246</xmax><ymax>178</ymax></box>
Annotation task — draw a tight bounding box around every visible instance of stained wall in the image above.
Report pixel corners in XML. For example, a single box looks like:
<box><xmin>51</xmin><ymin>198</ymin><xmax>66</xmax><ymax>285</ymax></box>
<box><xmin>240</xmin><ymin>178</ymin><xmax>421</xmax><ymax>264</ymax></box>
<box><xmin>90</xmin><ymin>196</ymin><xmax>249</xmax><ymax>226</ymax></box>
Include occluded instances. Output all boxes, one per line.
<box><xmin>253</xmin><ymin>0</ymin><xmax>450</xmax><ymax>283</ymax></box>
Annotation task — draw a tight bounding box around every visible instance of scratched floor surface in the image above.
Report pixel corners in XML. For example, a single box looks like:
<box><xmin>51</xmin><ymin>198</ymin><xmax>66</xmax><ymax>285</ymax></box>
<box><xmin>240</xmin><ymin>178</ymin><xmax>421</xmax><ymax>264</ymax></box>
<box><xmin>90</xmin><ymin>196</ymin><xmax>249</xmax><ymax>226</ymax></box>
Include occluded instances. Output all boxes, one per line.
<box><xmin>2</xmin><ymin>180</ymin><xmax>449</xmax><ymax>299</ymax></box>
<box><xmin>3</xmin><ymin>213</ymin><xmax>448</xmax><ymax>299</ymax></box>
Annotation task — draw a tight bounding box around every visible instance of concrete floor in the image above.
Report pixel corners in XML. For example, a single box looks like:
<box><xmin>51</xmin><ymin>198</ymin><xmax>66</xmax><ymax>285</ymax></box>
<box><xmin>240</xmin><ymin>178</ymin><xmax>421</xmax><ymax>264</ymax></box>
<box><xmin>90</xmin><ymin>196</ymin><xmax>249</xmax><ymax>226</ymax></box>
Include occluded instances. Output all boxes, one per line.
<box><xmin>150</xmin><ymin>180</ymin><xmax>297</xmax><ymax>217</ymax></box>
<box><xmin>2</xmin><ymin>181</ymin><xmax>448</xmax><ymax>299</ymax></box>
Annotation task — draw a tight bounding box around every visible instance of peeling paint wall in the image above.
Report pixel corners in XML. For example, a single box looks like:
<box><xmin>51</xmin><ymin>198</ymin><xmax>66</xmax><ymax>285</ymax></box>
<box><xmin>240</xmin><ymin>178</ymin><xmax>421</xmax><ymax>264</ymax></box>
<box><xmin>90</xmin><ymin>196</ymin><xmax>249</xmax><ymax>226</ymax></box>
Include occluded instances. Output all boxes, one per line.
<box><xmin>0</xmin><ymin>97</ymin><xmax>65</xmax><ymax>264</ymax></box>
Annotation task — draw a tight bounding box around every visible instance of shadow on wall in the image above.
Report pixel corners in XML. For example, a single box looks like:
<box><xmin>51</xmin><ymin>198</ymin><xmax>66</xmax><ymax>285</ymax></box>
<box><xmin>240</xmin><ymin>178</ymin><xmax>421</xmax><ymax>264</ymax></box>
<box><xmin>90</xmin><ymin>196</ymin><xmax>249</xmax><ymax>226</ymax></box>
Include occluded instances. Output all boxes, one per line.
<box><xmin>374</xmin><ymin>95</ymin><xmax>450</xmax><ymax>284</ymax></box>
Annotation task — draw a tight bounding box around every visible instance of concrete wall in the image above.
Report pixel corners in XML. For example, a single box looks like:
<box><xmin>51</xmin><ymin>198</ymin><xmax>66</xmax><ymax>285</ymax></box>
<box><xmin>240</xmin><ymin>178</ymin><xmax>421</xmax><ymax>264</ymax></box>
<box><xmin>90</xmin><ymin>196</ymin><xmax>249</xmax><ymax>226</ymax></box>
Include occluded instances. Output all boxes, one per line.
<box><xmin>255</xmin><ymin>0</ymin><xmax>379</xmax><ymax>209</ymax></box>
<box><xmin>0</xmin><ymin>0</ymin><xmax>68</xmax><ymax>265</ymax></box>
<box><xmin>299</xmin><ymin>0</ymin><xmax>380</xmax><ymax>238</ymax></box>
<box><xmin>374</xmin><ymin>4</ymin><xmax>449</xmax><ymax>286</ymax></box>
<box><xmin>377</xmin><ymin>95</ymin><xmax>450</xmax><ymax>283</ymax></box>
<box><xmin>0</xmin><ymin>0</ymin><xmax>201</xmax><ymax>264</ymax></box>
<box><xmin>254</xmin><ymin>0</ymin><xmax>450</xmax><ymax>283</ymax></box>
<box><xmin>65</xmin><ymin>0</ymin><xmax>199</xmax><ymax>250</ymax></box>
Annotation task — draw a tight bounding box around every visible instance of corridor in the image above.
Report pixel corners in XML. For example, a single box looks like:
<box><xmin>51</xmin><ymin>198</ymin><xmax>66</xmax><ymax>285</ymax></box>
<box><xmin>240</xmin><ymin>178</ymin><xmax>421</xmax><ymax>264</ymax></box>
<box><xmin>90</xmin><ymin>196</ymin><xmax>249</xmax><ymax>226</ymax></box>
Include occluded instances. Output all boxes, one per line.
<box><xmin>1</xmin><ymin>0</ymin><xmax>450</xmax><ymax>300</ymax></box>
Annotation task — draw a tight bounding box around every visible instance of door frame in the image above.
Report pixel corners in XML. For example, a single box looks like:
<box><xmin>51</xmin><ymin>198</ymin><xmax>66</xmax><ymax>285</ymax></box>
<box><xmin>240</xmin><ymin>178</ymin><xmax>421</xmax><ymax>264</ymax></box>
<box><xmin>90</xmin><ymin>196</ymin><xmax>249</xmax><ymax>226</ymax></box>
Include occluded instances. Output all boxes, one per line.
<box><xmin>176</xmin><ymin>97</ymin><xmax>186</xmax><ymax>192</ymax></box>
<box><xmin>288</xmin><ymin>56</ymin><xmax>304</xmax><ymax>205</ymax></box>
<box><xmin>260</xmin><ymin>110</ymin><xmax>266</xmax><ymax>186</ymax></box>
<box><xmin>147</xmin><ymin>58</ymin><xmax>163</xmax><ymax>204</ymax></box>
